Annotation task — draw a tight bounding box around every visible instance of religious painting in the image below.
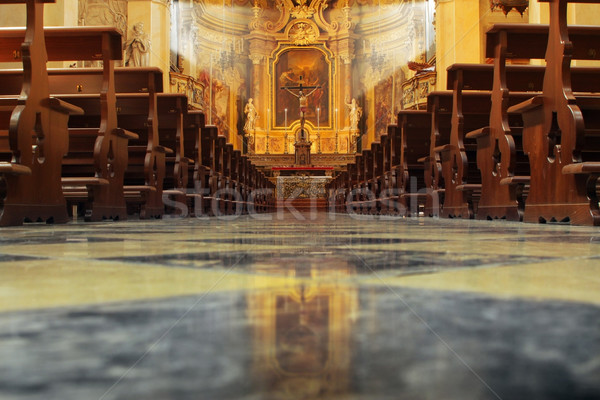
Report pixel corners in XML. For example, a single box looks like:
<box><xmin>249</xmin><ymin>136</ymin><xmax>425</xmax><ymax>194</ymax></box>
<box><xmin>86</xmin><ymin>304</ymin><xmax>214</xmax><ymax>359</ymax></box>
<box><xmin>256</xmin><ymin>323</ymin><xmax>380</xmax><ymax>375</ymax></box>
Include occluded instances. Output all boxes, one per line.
<box><xmin>274</xmin><ymin>48</ymin><xmax>330</xmax><ymax>128</ymax></box>
<box><xmin>375</xmin><ymin>75</ymin><xmax>393</xmax><ymax>140</ymax></box>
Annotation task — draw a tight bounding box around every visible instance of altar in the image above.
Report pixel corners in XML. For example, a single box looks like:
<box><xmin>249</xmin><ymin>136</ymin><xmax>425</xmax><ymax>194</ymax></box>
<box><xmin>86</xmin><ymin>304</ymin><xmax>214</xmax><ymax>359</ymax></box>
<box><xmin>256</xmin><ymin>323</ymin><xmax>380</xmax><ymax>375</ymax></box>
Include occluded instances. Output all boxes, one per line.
<box><xmin>273</xmin><ymin>166</ymin><xmax>332</xmax><ymax>205</ymax></box>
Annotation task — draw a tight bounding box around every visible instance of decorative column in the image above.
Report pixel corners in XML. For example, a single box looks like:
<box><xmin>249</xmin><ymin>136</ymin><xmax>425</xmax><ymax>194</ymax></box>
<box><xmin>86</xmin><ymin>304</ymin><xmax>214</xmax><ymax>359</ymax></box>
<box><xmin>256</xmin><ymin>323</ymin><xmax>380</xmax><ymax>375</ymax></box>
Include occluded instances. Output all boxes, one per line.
<box><xmin>246</xmin><ymin>33</ymin><xmax>275</xmax><ymax>154</ymax></box>
<box><xmin>223</xmin><ymin>67</ymin><xmax>245</xmax><ymax>149</ymax></box>
<box><xmin>360</xmin><ymin>66</ymin><xmax>381</xmax><ymax>149</ymax></box>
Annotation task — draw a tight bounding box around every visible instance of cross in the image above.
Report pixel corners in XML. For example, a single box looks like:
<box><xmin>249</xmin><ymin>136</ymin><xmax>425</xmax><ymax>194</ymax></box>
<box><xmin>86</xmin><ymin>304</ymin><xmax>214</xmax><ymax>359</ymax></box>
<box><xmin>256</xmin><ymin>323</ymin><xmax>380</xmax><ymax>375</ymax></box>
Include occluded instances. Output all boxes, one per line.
<box><xmin>279</xmin><ymin>76</ymin><xmax>321</xmax><ymax>96</ymax></box>
<box><xmin>280</xmin><ymin>75</ymin><xmax>321</xmax><ymax>141</ymax></box>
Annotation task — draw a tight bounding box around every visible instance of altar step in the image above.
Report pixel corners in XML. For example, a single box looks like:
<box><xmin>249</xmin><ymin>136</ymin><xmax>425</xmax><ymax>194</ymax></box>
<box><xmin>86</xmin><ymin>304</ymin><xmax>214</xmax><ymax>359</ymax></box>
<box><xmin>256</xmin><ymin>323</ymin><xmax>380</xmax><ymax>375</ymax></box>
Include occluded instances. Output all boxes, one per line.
<box><xmin>276</xmin><ymin>198</ymin><xmax>329</xmax><ymax>211</ymax></box>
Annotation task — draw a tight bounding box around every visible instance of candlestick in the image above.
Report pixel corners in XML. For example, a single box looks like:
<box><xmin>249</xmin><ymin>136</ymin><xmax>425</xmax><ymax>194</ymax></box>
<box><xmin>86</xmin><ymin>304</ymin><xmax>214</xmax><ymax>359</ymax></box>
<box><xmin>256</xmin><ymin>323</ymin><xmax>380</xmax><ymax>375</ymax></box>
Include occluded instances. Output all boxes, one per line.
<box><xmin>266</xmin><ymin>108</ymin><xmax>270</xmax><ymax>154</ymax></box>
<box><xmin>284</xmin><ymin>108</ymin><xmax>288</xmax><ymax>154</ymax></box>
<box><xmin>317</xmin><ymin>107</ymin><xmax>321</xmax><ymax>154</ymax></box>
<box><xmin>335</xmin><ymin>108</ymin><xmax>339</xmax><ymax>154</ymax></box>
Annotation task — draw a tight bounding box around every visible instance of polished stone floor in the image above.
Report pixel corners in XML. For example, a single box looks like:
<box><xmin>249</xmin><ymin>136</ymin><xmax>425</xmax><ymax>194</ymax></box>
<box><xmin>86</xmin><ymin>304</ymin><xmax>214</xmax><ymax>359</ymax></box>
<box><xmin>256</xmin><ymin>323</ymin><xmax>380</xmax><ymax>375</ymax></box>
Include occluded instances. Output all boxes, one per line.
<box><xmin>1</xmin><ymin>212</ymin><xmax>600</xmax><ymax>400</ymax></box>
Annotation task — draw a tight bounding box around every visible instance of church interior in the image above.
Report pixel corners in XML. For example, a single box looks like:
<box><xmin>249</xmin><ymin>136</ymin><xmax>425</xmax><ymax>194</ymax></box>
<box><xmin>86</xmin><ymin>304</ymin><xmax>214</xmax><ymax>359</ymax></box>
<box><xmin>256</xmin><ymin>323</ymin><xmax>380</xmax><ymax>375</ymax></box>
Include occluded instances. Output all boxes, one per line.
<box><xmin>1</xmin><ymin>0</ymin><xmax>600</xmax><ymax>399</ymax></box>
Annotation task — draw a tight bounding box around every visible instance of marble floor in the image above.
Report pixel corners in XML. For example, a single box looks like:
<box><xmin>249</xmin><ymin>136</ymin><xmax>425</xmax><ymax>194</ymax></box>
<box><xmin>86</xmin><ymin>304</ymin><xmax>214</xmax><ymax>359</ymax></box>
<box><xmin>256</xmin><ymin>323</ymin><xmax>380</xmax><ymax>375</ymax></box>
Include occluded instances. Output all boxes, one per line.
<box><xmin>1</xmin><ymin>212</ymin><xmax>600</xmax><ymax>400</ymax></box>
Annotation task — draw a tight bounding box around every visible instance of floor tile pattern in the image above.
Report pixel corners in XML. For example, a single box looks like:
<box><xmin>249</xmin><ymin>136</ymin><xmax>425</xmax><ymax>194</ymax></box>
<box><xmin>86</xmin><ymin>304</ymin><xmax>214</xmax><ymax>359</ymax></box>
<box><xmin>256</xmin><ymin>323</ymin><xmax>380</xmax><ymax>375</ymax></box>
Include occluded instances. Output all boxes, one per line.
<box><xmin>0</xmin><ymin>213</ymin><xmax>599</xmax><ymax>399</ymax></box>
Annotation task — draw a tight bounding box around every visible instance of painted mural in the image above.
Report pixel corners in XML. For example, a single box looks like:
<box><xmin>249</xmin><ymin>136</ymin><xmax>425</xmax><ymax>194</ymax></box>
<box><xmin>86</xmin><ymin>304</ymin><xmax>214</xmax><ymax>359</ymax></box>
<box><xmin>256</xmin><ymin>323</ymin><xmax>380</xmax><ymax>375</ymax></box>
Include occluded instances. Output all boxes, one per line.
<box><xmin>275</xmin><ymin>48</ymin><xmax>330</xmax><ymax>128</ymax></box>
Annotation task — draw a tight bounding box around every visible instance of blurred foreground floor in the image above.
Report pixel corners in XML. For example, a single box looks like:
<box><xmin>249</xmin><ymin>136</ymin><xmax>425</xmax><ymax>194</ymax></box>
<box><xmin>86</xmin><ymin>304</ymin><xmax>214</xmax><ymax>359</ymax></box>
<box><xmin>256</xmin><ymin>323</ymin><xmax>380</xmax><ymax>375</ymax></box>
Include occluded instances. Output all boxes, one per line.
<box><xmin>0</xmin><ymin>212</ymin><xmax>599</xmax><ymax>400</ymax></box>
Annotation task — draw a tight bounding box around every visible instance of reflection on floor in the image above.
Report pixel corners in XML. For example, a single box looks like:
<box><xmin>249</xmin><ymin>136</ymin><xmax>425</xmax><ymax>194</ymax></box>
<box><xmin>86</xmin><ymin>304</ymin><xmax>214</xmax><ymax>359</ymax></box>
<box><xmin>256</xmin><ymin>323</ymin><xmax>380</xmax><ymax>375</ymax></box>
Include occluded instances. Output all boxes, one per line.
<box><xmin>0</xmin><ymin>212</ymin><xmax>599</xmax><ymax>400</ymax></box>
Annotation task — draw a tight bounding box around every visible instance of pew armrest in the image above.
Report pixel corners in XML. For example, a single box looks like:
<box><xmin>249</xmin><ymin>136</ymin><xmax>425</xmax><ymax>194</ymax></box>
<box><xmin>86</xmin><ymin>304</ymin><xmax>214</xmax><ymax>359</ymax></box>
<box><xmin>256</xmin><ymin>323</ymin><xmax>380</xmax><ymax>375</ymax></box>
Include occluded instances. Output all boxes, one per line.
<box><xmin>124</xmin><ymin>185</ymin><xmax>157</xmax><ymax>193</ymax></box>
<box><xmin>466</xmin><ymin>127</ymin><xmax>491</xmax><ymax>140</ymax></box>
<box><xmin>456</xmin><ymin>184</ymin><xmax>482</xmax><ymax>192</ymax></box>
<box><xmin>499</xmin><ymin>176</ymin><xmax>530</xmax><ymax>185</ymax></box>
<box><xmin>507</xmin><ymin>95</ymin><xmax>543</xmax><ymax>114</ymax></box>
<box><xmin>562</xmin><ymin>162</ymin><xmax>600</xmax><ymax>175</ymax></box>
<box><xmin>114</xmin><ymin>128</ymin><xmax>139</xmax><ymax>140</ymax></box>
<box><xmin>416</xmin><ymin>156</ymin><xmax>429</xmax><ymax>163</ymax></box>
<box><xmin>433</xmin><ymin>144</ymin><xmax>453</xmax><ymax>153</ymax></box>
<box><xmin>62</xmin><ymin>177</ymin><xmax>109</xmax><ymax>186</ymax></box>
<box><xmin>46</xmin><ymin>97</ymin><xmax>84</xmax><ymax>115</ymax></box>
<box><xmin>155</xmin><ymin>145</ymin><xmax>174</xmax><ymax>154</ymax></box>
<box><xmin>0</xmin><ymin>162</ymin><xmax>31</xmax><ymax>176</ymax></box>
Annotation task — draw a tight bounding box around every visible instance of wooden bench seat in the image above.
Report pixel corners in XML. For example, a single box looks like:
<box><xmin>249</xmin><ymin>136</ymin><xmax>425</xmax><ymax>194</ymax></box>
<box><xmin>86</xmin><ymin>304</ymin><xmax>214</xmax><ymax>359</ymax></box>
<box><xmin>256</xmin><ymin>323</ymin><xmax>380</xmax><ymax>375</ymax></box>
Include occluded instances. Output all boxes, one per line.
<box><xmin>422</xmin><ymin>91</ymin><xmax>454</xmax><ymax>217</ymax></box>
<box><xmin>0</xmin><ymin>1</ymin><xmax>85</xmax><ymax>226</ymax></box>
<box><xmin>507</xmin><ymin>0</ymin><xmax>600</xmax><ymax>225</ymax></box>
<box><xmin>390</xmin><ymin>111</ymin><xmax>431</xmax><ymax>216</ymax></box>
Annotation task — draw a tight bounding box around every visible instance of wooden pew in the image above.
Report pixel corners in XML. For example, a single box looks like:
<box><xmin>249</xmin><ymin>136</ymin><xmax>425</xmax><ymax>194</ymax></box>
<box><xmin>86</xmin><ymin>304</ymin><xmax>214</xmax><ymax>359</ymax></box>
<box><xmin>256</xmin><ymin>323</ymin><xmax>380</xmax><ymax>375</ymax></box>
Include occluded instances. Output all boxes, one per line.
<box><xmin>367</xmin><ymin>141</ymin><xmax>382</xmax><ymax>214</ymax></box>
<box><xmin>197</xmin><ymin>125</ymin><xmax>218</xmax><ymax>216</ymax></box>
<box><xmin>157</xmin><ymin>93</ymin><xmax>194</xmax><ymax>216</ymax></box>
<box><xmin>509</xmin><ymin>0</ymin><xmax>600</xmax><ymax>225</ymax></box>
<box><xmin>439</xmin><ymin>65</ymin><xmax>498</xmax><ymax>219</ymax></box>
<box><xmin>374</xmin><ymin>132</ymin><xmax>391</xmax><ymax>214</ymax></box>
<box><xmin>0</xmin><ymin>0</ymin><xmax>83</xmax><ymax>226</ymax></box>
<box><xmin>358</xmin><ymin>150</ymin><xmax>372</xmax><ymax>214</ymax></box>
<box><xmin>50</xmin><ymin>28</ymin><xmax>133</xmax><ymax>221</ymax></box>
<box><xmin>348</xmin><ymin>155</ymin><xmax>362</xmax><ymax>214</ymax></box>
<box><xmin>182</xmin><ymin>110</ymin><xmax>208</xmax><ymax>216</ymax></box>
<box><xmin>110</xmin><ymin>67</ymin><xmax>171</xmax><ymax>219</ymax></box>
<box><xmin>449</xmin><ymin>63</ymin><xmax>543</xmax><ymax>221</ymax></box>
<box><xmin>397</xmin><ymin>110</ymin><xmax>431</xmax><ymax>216</ymax></box>
<box><xmin>419</xmin><ymin>91</ymin><xmax>453</xmax><ymax>217</ymax></box>
<box><xmin>0</xmin><ymin>28</ymin><xmax>154</xmax><ymax>221</ymax></box>
<box><xmin>376</xmin><ymin>126</ymin><xmax>394</xmax><ymax>215</ymax></box>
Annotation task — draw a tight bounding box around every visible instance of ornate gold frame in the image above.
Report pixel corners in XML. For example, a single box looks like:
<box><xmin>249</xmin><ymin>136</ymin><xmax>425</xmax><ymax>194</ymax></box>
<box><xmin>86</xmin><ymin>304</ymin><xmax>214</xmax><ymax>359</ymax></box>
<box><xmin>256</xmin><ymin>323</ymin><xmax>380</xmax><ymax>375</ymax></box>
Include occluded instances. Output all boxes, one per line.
<box><xmin>269</xmin><ymin>43</ymin><xmax>336</xmax><ymax>137</ymax></box>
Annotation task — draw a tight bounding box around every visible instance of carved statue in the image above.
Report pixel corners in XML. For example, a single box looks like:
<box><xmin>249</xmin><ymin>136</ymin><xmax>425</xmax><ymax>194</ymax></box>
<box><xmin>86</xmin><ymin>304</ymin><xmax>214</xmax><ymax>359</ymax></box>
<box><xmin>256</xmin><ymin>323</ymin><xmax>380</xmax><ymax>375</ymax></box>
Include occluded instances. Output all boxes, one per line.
<box><xmin>123</xmin><ymin>22</ymin><xmax>150</xmax><ymax>67</ymax></box>
<box><xmin>244</xmin><ymin>98</ymin><xmax>259</xmax><ymax>135</ymax></box>
<box><xmin>345</xmin><ymin>97</ymin><xmax>362</xmax><ymax>132</ymax></box>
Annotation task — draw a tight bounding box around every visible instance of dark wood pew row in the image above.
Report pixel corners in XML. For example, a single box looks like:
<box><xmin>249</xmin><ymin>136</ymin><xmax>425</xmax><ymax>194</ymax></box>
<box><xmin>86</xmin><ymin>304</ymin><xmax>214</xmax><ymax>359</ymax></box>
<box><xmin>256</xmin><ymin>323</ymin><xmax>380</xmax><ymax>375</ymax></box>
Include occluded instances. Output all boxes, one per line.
<box><xmin>223</xmin><ymin>143</ymin><xmax>234</xmax><ymax>214</ymax></box>
<box><xmin>356</xmin><ymin>141</ymin><xmax>381</xmax><ymax>215</ymax></box>
<box><xmin>327</xmin><ymin>170</ymin><xmax>346</xmax><ymax>213</ymax></box>
<box><xmin>448</xmin><ymin>63</ymin><xmax>543</xmax><ymax>221</ymax></box>
<box><xmin>396</xmin><ymin>111</ymin><xmax>431</xmax><ymax>216</ymax></box>
<box><xmin>418</xmin><ymin>91</ymin><xmax>453</xmax><ymax>217</ymax></box>
<box><xmin>467</xmin><ymin>23</ymin><xmax>600</xmax><ymax>221</ymax></box>
<box><xmin>360</xmin><ymin>147</ymin><xmax>375</xmax><ymax>214</ymax></box>
<box><xmin>373</xmin><ymin>132</ymin><xmax>389</xmax><ymax>214</ymax></box>
<box><xmin>182</xmin><ymin>110</ymin><xmax>206</xmax><ymax>215</ymax></box>
<box><xmin>12</xmin><ymin>67</ymin><xmax>171</xmax><ymax>220</ymax></box>
<box><xmin>377</xmin><ymin>126</ymin><xmax>395</xmax><ymax>215</ymax></box>
<box><xmin>0</xmin><ymin>28</ymin><xmax>136</xmax><ymax>221</ymax></box>
<box><xmin>0</xmin><ymin>0</ymin><xmax>83</xmax><ymax>226</ymax></box>
<box><xmin>437</xmin><ymin>66</ymin><xmax>494</xmax><ymax>219</ymax></box>
<box><xmin>355</xmin><ymin>146</ymin><xmax>371</xmax><ymax>213</ymax></box>
<box><xmin>347</xmin><ymin>154</ymin><xmax>362</xmax><ymax>213</ymax></box>
<box><xmin>49</xmin><ymin>67</ymin><xmax>169</xmax><ymax>219</ymax></box>
<box><xmin>214</xmin><ymin>135</ymin><xmax>227</xmax><ymax>215</ymax></box>
<box><xmin>157</xmin><ymin>93</ymin><xmax>194</xmax><ymax>216</ymax></box>
<box><xmin>508</xmin><ymin>0</ymin><xmax>600</xmax><ymax>225</ymax></box>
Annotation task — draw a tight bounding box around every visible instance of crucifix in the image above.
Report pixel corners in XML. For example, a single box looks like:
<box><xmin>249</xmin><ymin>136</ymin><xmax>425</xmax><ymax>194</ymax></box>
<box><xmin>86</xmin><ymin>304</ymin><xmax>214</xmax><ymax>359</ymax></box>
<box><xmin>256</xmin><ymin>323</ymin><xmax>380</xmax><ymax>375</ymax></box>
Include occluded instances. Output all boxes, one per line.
<box><xmin>280</xmin><ymin>76</ymin><xmax>320</xmax><ymax>142</ymax></box>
